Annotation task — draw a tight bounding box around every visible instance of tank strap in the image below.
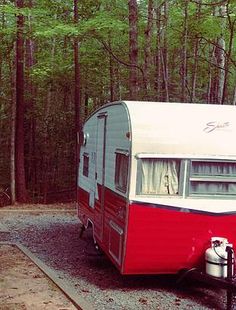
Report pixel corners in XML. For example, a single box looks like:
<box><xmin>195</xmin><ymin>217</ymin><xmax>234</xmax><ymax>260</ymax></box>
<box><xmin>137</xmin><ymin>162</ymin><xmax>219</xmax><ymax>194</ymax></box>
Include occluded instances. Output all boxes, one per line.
<box><xmin>206</xmin><ymin>260</ymin><xmax>228</xmax><ymax>267</ymax></box>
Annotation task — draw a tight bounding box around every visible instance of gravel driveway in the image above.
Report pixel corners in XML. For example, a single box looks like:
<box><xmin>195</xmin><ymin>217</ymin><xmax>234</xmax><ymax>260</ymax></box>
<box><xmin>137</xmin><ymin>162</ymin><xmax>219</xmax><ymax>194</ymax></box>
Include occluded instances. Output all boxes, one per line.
<box><xmin>0</xmin><ymin>205</ymin><xmax>229</xmax><ymax>310</ymax></box>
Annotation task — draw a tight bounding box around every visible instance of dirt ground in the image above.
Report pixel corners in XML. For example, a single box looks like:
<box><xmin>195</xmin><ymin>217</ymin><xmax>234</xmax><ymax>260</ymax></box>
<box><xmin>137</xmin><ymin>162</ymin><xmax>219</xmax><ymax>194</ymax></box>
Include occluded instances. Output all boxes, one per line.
<box><xmin>0</xmin><ymin>244</ymin><xmax>77</xmax><ymax>310</ymax></box>
<box><xmin>0</xmin><ymin>213</ymin><xmax>79</xmax><ymax>310</ymax></box>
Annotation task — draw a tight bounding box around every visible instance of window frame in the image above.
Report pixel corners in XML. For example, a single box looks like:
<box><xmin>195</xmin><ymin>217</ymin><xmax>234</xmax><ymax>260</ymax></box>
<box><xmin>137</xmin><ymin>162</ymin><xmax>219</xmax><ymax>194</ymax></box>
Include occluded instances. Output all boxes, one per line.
<box><xmin>114</xmin><ymin>149</ymin><xmax>129</xmax><ymax>193</ymax></box>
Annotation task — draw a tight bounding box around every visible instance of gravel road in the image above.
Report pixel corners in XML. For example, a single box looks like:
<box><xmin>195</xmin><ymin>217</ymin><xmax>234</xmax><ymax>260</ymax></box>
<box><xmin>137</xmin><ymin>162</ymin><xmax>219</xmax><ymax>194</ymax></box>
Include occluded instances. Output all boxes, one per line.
<box><xmin>0</xmin><ymin>205</ymin><xmax>230</xmax><ymax>310</ymax></box>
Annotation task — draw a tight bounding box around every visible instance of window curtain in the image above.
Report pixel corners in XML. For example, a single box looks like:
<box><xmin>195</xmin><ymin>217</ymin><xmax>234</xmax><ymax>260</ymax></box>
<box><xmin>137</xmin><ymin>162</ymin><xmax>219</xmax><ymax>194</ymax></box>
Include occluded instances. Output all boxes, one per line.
<box><xmin>192</xmin><ymin>162</ymin><xmax>236</xmax><ymax>176</ymax></box>
<box><xmin>140</xmin><ymin>159</ymin><xmax>179</xmax><ymax>195</ymax></box>
<box><xmin>191</xmin><ymin>162</ymin><xmax>236</xmax><ymax>195</ymax></box>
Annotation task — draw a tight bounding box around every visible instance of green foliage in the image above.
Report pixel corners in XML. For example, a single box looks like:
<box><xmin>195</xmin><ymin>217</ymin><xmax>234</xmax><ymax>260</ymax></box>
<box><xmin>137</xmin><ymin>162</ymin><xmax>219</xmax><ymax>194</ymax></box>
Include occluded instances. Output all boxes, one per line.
<box><xmin>1</xmin><ymin>0</ymin><xmax>236</xmax><ymax>201</ymax></box>
<box><xmin>79</xmin><ymin>11</ymin><xmax>128</xmax><ymax>39</ymax></box>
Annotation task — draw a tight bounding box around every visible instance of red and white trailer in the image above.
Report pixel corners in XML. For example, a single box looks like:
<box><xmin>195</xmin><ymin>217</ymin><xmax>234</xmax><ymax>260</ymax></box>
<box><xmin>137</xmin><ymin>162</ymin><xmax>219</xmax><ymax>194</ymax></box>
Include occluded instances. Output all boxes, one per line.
<box><xmin>77</xmin><ymin>101</ymin><xmax>236</xmax><ymax>275</ymax></box>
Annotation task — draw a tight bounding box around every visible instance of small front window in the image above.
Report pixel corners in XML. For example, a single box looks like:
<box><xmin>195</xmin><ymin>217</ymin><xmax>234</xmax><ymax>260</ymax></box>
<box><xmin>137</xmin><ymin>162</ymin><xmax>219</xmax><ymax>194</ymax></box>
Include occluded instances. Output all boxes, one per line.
<box><xmin>83</xmin><ymin>153</ymin><xmax>89</xmax><ymax>177</ymax></box>
<box><xmin>115</xmin><ymin>152</ymin><xmax>129</xmax><ymax>193</ymax></box>
<box><xmin>138</xmin><ymin>158</ymin><xmax>180</xmax><ymax>195</ymax></box>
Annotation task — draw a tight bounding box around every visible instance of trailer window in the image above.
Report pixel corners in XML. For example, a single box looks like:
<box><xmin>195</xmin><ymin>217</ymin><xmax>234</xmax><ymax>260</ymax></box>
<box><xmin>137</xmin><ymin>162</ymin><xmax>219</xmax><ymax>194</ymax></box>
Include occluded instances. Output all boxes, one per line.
<box><xmin>83</xmin><ymin>153</ymin><xmax>89</xmax><ymax>177</ymax></box>
<box><xmin>115</xmin><ymin>153</ymin><xmax>129</xmax><ymax>193</ymax></box>
<box><xmin>139</xmin><ymin>159</ymin><xmax>180</xmax><ymax>195</ymax></box>
<box><xmin>189</xmin><ymin>161</ymin><xmax>236</xmax><ymax>196</ymax></box>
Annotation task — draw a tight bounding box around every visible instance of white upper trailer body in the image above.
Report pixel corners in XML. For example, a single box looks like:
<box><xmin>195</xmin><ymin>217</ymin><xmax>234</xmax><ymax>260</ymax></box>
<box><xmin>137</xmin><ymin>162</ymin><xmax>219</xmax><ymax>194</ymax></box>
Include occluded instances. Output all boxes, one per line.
<box><xmin>77</xmin><ymin>101</ymin><xmax>236</xmax><ymax>274</ymax></box>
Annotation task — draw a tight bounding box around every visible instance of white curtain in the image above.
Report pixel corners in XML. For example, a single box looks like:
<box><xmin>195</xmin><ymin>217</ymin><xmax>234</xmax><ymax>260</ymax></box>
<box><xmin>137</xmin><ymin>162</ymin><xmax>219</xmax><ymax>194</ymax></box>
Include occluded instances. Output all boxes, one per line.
<box><xmin>140</xmin><ymin>159</ymin><xmax>179</xmax><ymax>195</ymax></box>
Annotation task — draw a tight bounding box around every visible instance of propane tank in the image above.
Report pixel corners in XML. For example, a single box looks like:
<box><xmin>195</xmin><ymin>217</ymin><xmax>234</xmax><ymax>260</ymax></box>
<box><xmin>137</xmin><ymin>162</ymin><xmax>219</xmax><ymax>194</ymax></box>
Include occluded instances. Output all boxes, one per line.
<box><xmin>205</xmin><ymin>237</ymin><xmax>234</xmax><ymax>278</ymax></box>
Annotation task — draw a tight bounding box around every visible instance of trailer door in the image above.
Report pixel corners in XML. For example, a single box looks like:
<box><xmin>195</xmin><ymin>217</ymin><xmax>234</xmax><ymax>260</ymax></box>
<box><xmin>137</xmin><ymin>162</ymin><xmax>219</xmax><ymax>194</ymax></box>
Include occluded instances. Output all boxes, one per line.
<box><xmin>94</xmin><ymin>112</ymin><xmax>107</xmax><ymax>242</ymax></box>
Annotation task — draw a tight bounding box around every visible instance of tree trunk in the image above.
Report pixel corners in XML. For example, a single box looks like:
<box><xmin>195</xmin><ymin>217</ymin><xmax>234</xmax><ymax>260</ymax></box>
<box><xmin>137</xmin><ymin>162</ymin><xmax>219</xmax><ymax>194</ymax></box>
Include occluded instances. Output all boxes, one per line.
<box><xmin>74</xmin><ymin>0</ymin><xmax>81</xmax><ymax>133</ymax></box>
<box><xmin>108</xmin><ymin>34</ymin><xmax>115</xmax><ymax>102</ymax></box>
<box><xmin>210</xmin><ymin>4</ymin><xmax>226</xmax><ymax>104</ymax></box>
<box><xmin>128</xmin><ymin>0</ymin><xmax>138</xmax><ymax>99</ymax></box>
<box><xmin>143</xmin><ymin>0</ymin><xmax>154</xmax><ymax>96</ymax></box>
<box><xmin>190</xmin><ymin>0</ymin><xmax>202</xmax><ymax>103</ymax></box>
<box><xmin>154</xmin><ymin>2</ymin><xmax>169</xmax><ymax>102</ymax></box>
<box><xmin>25</xmin><ymin>0</ymin><xmax>36</xmax><ymax>196</ymax></box>
<box><xmin>181</xmin><ymin>0</ymin><xmax>188</xmax><ymax>102</ymax></box>
<box><xmin>10</xmin><ymin>51</ymin><xmax>16</xmax><ymax>205</ymax></box>
<box><xmin>217</xmin><ymin>36</ymin><xmax>225</xmax><ymax>103</ymax></box>
<box><xmin>233</xmin><ymin>83</ymin><xmax>236</xmax><ymax>106</ymax></box>
<box><xmin>15</xmin><ymin>0</ymin><xmax>28</xmax><ymax>203</ymax></box>
<box><xmin>154</xmin><ymin>5</ymin><xmax>161</xmax><ymax>101</ymax></box>
<box><xmin>74</xmin><ymin>0</ymin><xmax>81</xmax><ymax>201</ymax></box>
<box><xmin>0</xmin><ymin>1</ymin><xmax>5</xmax><ymax>91</ymax></box>
<box><xmin>207</xmin><ymin>46</ymin><xmax>213</xmax><ymax>104</ymax></box>
<box><xmin>221</xmin><ymin>4</ymin><xmax>235</xmax><ymax>104</ymax></box>
<box><xmin>0</xmin><ymin>47</ymin><xmax>2</xmax><ymax>93</ymax></box>
<box><xmin>162</xmin><ymin>2</ymin><xmax>169</xmax><ymax>102</ymax></box>
<box><xmin>160</xmin><ymin>49</ymin><xmax>169</xmax><ymax>102</ymax></box>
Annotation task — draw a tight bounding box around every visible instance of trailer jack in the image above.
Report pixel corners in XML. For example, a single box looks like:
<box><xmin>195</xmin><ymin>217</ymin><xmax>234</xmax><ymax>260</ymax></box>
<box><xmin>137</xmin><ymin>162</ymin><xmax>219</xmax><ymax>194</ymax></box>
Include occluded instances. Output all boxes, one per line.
<box><xmin>79</xmin><ymin>224</ymin><xmax>85</xmax><ymax>238</ymax></box>
<box><xmin>177</xmin><ymin>247</ymin><xmax>235</xmax><ymax>310</ymax></box>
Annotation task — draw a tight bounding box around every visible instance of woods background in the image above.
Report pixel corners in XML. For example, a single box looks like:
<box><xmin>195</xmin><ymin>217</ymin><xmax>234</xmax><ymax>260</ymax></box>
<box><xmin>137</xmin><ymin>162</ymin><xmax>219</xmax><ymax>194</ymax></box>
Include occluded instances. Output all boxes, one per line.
<box><xmin>0</xmin><ymin>0</ymin><xmax>235</xmax><ymax>204</ymax></box>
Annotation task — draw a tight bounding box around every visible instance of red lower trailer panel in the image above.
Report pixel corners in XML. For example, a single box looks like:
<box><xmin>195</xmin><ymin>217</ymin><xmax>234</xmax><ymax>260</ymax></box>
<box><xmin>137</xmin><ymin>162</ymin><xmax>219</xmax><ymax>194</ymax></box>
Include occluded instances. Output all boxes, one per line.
<box><xmin>122</xmin><ymin>203</ymin><xmax>236</xmax><ymax>275</ymax></box>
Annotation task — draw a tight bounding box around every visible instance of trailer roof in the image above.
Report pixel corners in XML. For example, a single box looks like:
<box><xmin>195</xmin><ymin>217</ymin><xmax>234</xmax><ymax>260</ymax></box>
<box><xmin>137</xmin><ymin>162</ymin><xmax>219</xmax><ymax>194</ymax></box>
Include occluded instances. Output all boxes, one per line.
<box><xmin>120</xmin><ymin>101</ymin><xmax>236</xmax><ymax>157</ymax></box>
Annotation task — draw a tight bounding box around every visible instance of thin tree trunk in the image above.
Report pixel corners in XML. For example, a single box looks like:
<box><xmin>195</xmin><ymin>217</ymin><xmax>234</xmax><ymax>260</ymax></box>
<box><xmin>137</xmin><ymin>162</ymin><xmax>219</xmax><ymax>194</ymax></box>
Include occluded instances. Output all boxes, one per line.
<box><xmin>207</xmin><ymin>45</ymin><xmax>213</xmax><ymax>104</ymax></box>
<box><xmin>210</xmin><ymin>4</ymin><xmax>226</xmax><ymax>104</ymax></box>
<box><xmin>10</xmin><ymin>53</ymin><xmax>16</xmax><ymax>205</ymax></box>
<box><xmin>154</xmin><ymin>5</ymin><xmax>161</xmax><ymax>101</ymax></box>
<box><xmin>190</xmin><ymin>0</ymin><xmax>202</xmax><ymax>103</ymax></box>
<box><xmin>221</xmin><ymin>4</ymin><xmax>235</xmax><ymax>104</ymax></box>
<box><xmin>25</xmin><ymin>0</ymin><xmax>36</xmax><ymax>196</ymax></box>
<box><xmin>160</xmin><ymin>49</ymin><xmax>169</xmax><ymax>102</ymax></box>
<box><xmin>15</xmin><ymin>0</ymin><xmax>28</xmax><ymax>203</ymax></box>
<box><xmin>143</xmin><ymin>0</ymin><xmax>154</xmax><ymax>96</ymax></box>
<box><xmin>108</xmin><ymin>34</ymin><xmax>115</xmax><ymax>102</ymax></box>
<box><xmin>181</xmin><ymin>0</ymin><xmax>188</xmax><ymax>102</ymax></box>
<box><xmin>155</xmin><ymin>2</ymin><xmax>169</xmax><ymax>102</ymax></box>
<box><xmin>74</xmin><ymin>0</ymin><xmax>81</xmax><ymax>202</ymax></box>
<box><xmin>162</xmin><ymin>2</ymin><xmax>169</xmax><ymax>102</ymax></box>
<box><xmin>128</xmin><ymin>0</ymin><xmax>138</xmax><ymax>99</ymax></box>
<box><xmin>0</xmin><ymin>1</ymin><xmax>5</xmax><ymax>90</ymax></box>
<box><xmin>217</xmin><ymin>36</ymin><xmax>225</xmax><ymax>103</ymax></box>
<box><xmin>42</xmin><ymin>87</ymin><xmax>51</xmax><ymax>204</ymax></box>
<box><xmin>191</xmin><ymin>38</ymin><xmax>200</xmax><ymax>103</ymax></box>
<box><xmin>233</xmin><ymin>83</ymin><xmax>236</xmax><ymax>105</ymax></box>
<box><xmin>0</xmin><ymin>48</ymin><xmax>2</xmax><ymax>92</ymax></box>
<box><xmin>74</xmin><ymin>0</ymin><xmax>81</xmax><ymax>133</ymax></box>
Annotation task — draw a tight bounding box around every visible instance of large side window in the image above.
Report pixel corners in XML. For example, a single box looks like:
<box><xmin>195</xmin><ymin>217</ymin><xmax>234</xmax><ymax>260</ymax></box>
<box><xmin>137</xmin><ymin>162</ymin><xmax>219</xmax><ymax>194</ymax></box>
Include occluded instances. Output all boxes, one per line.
<box><xmin>83</xmin><ymin>153</ymin><xmax>89</xmax><ymax>177</ymax></box>
<box><xmin>138</xmin><ymin>159</ymin><xmax>180</xmax><ymax>195</ymax></box>
<box><xmin>115</xmin><ymin>151</ymin><xmax>129</xmax><ymax>193</ymax></box>
<box><xmin>189</xmin><ymin>160</ymin><xmax>236</xmax><ymax>196</ymax></box>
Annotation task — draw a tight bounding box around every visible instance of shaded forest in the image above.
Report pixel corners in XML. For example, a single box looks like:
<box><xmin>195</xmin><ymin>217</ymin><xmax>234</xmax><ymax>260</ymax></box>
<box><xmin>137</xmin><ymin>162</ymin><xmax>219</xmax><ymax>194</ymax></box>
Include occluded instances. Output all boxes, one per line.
<box><xmin>0</xmin><ymin>0</ymin><xmax>235</xmax><ymax>204</ymax></box>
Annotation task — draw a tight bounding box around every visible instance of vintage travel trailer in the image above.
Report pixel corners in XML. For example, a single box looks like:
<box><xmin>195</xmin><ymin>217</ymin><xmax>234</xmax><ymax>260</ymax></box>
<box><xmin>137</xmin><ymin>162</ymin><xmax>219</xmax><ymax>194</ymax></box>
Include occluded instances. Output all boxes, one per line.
<box><xmin>77</xmin><ymin>101</ymin><xmax>236</xmax><ymax>275</ymax></box>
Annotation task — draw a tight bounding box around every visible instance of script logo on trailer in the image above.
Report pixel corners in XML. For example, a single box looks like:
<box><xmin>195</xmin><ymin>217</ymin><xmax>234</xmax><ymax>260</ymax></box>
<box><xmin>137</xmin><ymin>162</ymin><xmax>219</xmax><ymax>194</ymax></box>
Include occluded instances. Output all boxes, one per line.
<box><xmin>204</xmin><ymin>121</ymin><xmax>230</xmax><ymax>133</ymax></box>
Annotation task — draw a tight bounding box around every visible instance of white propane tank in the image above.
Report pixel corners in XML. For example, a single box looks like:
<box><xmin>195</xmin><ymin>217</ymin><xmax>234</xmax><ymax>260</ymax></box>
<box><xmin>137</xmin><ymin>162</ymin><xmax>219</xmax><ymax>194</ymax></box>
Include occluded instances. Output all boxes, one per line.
<box><xmin>205</xmin><ymin>237</ymin><xmax>234</xmax><ymax>278</ymax></box>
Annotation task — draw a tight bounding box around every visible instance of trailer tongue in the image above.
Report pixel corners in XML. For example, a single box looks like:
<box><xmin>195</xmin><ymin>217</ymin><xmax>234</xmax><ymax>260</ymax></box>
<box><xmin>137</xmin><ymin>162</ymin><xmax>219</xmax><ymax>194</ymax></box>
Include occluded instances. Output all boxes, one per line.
<box><xmin>178</xmin><ymin>240</ymin><xmax>235</xmax><ymax>310</ymax></box>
